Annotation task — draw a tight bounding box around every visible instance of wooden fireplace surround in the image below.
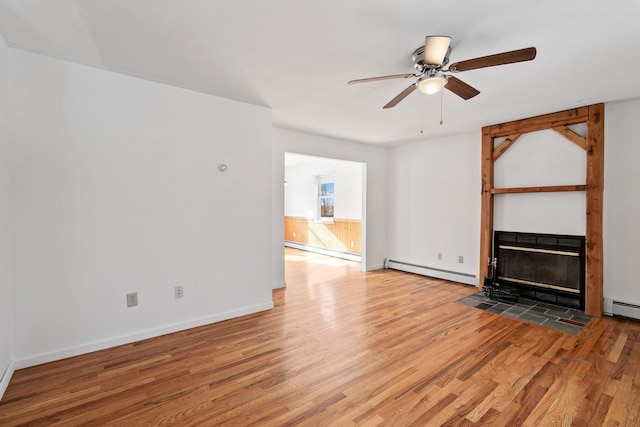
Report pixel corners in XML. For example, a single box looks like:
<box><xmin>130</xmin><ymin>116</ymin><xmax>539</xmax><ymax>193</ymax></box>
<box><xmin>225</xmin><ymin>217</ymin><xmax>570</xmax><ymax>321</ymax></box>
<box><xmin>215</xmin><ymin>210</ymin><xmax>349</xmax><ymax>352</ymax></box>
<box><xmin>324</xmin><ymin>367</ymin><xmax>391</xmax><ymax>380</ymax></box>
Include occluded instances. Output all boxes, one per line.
<box><xmin>479</xmin><ymin>104</ymin><xmax>604</xmax><ymax>316</ymax></box>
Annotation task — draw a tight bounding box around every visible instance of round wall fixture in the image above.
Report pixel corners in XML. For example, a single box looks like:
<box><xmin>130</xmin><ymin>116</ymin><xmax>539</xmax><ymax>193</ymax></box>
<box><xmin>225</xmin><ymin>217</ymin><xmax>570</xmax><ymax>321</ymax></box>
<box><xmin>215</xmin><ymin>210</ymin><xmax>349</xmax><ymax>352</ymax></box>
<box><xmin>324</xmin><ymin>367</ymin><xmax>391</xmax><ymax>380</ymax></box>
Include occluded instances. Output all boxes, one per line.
<box><xmin>218</xmin><ymin>163</ymin><xmax>228</xmax><ymax>172</ymax></box>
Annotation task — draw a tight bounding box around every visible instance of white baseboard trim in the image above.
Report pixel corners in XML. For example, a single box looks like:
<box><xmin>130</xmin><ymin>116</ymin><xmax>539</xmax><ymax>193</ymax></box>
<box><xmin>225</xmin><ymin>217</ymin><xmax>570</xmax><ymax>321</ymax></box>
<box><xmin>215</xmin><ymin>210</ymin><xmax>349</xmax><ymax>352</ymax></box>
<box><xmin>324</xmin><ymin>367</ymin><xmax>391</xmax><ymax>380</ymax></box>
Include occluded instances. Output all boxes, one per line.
<box><xmin>14</xmin><ymin>301</ymin><xmax>274</xmax><ymax>370</ymax></box>
<box><xmin>604</xmin><ymin>298</ymin><xmax>614</xmax><ymax>316</ymax></box>
<box><xmin>608</xmin><ymin>298</ymin><xmax>640</xmax><ymax>321</ymax></box>
<box><xmin>272</xmin><ymin>281</ymin><xmax>286</xmax><ymax>289</ymax></box>
<box><xmin>0</xmin><ymin>360</ymin><xmax>15</xmax><ymax>401</ymax></box>
<box><xmin>285</xmin><ymin>241</ymin><xmax>361</xmax><ymax>262</ymax></box>
<box><xmin>385</xmin><ymin>259</ymin><xmax>478</xmax><ymax>286</ymax></box>
<box><xmin>365</xmin><ymin>264</ymin><xmax>384</xmax><ymax>271</ymax></box>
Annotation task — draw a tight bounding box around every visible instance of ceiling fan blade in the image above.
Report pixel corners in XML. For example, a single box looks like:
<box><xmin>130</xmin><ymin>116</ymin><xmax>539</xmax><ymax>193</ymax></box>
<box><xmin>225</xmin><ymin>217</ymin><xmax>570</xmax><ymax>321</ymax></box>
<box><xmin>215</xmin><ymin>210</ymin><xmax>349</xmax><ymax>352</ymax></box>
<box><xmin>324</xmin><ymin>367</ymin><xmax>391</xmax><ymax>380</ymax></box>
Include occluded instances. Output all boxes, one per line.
<box><xmin>424</xmin><ymin>35</ymin><xmax>451</xmax><ymax>66</ymax></box>
<box><xmin>383</xmin><ymin>84</ymin><xmax>417</xmax><ymax>109</ymax></box>
<box><xmin>348</xmin><ymin>74</ymin><xmax>415</xmax><ymax>84</ymax></box>
<box><xmin>449</xmin><ymin>47</ymin><xmax>537</xmax><ymax>73</ymax></box>
<box><xmin>444</xmin><ymin>76</ymin><xmax>480</xmax><ymax>100</ymax></box>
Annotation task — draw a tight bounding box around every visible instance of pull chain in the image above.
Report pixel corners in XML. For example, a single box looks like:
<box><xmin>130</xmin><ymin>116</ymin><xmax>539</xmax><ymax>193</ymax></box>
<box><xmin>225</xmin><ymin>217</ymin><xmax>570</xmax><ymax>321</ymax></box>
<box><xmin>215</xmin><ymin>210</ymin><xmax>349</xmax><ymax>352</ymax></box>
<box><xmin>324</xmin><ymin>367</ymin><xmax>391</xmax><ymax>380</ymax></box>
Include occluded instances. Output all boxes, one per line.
<box><xmin>420</xmin><ymin>94</ymin><xmax>425</xmax><ymax>134</ymax></box>
<box><xmin>440</xmin><ymin>87</ymin><xmax>444</xmax><ymax>125</ymax></box>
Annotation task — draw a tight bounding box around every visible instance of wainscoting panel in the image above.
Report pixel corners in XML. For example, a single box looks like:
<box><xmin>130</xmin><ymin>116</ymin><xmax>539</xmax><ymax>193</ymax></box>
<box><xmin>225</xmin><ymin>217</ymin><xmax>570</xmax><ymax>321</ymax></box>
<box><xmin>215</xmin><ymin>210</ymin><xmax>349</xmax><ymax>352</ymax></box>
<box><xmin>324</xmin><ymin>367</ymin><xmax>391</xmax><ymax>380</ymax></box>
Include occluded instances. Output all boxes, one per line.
<box><xmin>284</xmin><ymin>216</ymin><xmax>361</xmax><ymax>254</ymax></box>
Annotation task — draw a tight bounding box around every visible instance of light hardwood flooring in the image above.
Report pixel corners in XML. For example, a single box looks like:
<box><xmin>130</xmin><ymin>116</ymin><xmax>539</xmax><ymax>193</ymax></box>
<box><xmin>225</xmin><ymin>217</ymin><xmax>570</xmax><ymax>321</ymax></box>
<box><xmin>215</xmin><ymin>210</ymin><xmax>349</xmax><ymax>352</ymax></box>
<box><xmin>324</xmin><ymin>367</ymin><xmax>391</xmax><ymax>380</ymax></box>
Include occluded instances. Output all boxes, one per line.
<box><xmin>1</xmin><ymin>248</ymin><xmax>639</xmax><ymax>425</ymax></box>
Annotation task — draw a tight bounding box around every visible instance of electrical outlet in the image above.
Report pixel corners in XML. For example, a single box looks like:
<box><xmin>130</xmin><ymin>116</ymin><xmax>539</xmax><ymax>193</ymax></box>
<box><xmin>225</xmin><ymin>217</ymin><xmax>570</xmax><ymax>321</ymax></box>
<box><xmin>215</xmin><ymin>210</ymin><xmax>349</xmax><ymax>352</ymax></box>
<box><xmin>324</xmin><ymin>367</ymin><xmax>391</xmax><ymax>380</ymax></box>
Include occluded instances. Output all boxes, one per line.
<box><xmin>127</xmin><ymin>292</ymin><xmax>138</xmax><ymax>307</ymax></box>
<box><xmin>175</xmin><ymin>285</ymin><xmax>184</xmax><ymax>299</ymax></box>
<box><xmin>437</xmin><ymin>253</ymin><xmax>442</xmax><ymax>261</ymax></box>
<box><xmin>293</xmin><ymin>231</ymin><xmax>296</xmax><ymax>238</ymax></box>
<box><xmin>351</xmin><ymin>240</ymin><xmax>355</xmax><ymax>247</ymax></box>
<box><xmin>458</xmin><ymin>256</ymin><xmax>464</xmax><ymax>264</ymax></box>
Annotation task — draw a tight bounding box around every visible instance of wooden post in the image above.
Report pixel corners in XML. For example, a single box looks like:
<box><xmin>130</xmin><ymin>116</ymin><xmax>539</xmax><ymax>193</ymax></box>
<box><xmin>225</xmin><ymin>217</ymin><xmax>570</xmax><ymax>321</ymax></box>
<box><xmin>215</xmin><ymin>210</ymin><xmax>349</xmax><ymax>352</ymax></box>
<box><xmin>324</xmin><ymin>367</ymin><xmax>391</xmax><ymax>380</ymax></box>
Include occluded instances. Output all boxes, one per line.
<box><xmin>479</xmin><ymin>126</ymin><xmax>494</xmax><ymax>281</ymax></box>
<box><xmin>585</xmin><ymin>103</ymin><xmax>604</xmax><ymax>316</ymax></box>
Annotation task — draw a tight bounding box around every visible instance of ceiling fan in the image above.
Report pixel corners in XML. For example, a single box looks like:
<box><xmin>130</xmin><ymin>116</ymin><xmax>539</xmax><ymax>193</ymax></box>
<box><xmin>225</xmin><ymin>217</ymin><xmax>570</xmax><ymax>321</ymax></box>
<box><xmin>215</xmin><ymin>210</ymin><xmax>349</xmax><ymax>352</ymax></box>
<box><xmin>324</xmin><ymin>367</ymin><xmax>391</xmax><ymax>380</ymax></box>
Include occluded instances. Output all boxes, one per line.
<box><xmin>348</xmin><ymin>36</ymin><xmax>537</xmax><ymax>109</ymax></box>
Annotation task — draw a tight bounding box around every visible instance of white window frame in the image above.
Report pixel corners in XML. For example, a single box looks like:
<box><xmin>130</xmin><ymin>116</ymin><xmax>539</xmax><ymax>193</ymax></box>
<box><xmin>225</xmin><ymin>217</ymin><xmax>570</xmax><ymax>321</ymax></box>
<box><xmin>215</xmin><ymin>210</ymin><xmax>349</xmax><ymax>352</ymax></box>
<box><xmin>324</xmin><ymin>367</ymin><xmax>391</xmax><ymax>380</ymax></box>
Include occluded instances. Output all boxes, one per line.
<box><xmin>315</xmin><ymin>174</ymin><xmax>335</xmax><ymax>223</ymax></box>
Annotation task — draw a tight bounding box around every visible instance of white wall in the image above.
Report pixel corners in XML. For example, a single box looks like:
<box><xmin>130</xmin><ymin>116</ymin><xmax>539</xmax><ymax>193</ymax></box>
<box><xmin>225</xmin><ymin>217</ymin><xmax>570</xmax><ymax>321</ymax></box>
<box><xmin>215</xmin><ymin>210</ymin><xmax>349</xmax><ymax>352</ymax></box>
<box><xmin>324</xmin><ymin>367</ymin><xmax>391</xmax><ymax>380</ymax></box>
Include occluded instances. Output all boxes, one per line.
<box><xmin>387</xmin><ymin>132</ymin><xmax>481</xmax><ymax>285</ymax></box>
<box><xmin>604</xmin><ymin>99</ymin><xmax>640</xmax><ymax>306</ymax></box>
<box><xmin>493</xmin><ymin>128</ymin><xmax>586</xmax><ymax>235</ymax></box>
<box><xmin>1</xmin><ymin>47</ymin><xmax>634</xmax><ymax>389</ymax></box>
<box><xmin>272</xmin><ymin>127</ymin><xmax>387</xmax><ymax>279</ymax></box>
<box><xmin>8</xmin><ymin>49</ymin><xmax>273</xmax><ymax>366</ymax></box>
<box><xmin>0</xmin><ymin>33</ymin><xmax>13</xmax><ymax>395</ymax></box>
<box><xmin>284</xmin><ymin>155</ymin><xmax>362</xmax><ymax>220</ymax></box>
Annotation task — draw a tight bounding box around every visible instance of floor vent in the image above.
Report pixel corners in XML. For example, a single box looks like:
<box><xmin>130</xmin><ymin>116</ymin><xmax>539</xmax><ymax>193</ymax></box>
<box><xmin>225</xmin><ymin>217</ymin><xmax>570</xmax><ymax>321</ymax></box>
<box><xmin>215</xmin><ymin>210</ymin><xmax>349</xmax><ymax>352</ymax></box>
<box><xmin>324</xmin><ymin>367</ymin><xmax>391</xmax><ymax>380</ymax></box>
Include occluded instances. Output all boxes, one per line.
<box><xmin>612</xmin><ymin>300</ymin><xmax>640</xmax><ymax>321</ymax></box>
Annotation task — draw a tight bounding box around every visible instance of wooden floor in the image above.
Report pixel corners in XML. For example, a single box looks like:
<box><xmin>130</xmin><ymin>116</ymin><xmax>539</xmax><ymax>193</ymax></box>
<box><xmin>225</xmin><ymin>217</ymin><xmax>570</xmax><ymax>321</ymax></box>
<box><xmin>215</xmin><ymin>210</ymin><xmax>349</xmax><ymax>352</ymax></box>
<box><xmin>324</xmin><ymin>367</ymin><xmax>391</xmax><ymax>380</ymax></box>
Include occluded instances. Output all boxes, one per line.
<box><xmin>1</xmin><ymin>248</ymin><xmax>639</xmax><ymax>426</ymax></box>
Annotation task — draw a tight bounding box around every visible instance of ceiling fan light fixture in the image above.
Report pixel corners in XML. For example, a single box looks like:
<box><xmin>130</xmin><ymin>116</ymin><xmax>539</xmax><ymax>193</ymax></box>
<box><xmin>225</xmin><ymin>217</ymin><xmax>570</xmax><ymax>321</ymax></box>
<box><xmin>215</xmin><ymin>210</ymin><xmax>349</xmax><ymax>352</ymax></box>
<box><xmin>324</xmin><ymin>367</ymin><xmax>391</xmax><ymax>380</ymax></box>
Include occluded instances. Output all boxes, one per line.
<box><xmin>417</xmin><ymin>75</ymin><xmax>447</xmax><ymax>95</ymax></box>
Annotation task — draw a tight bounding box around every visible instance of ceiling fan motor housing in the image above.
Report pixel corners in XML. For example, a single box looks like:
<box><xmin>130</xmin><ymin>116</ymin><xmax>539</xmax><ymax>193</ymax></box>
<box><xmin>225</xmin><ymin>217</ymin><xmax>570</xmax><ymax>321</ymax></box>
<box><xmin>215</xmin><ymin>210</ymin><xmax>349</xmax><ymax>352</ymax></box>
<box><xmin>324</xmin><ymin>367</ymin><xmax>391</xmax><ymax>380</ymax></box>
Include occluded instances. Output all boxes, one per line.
<box><xmin>412</xmin><ymin>45</ymin><xmax>451</xmax><ymax>73</ymax></box>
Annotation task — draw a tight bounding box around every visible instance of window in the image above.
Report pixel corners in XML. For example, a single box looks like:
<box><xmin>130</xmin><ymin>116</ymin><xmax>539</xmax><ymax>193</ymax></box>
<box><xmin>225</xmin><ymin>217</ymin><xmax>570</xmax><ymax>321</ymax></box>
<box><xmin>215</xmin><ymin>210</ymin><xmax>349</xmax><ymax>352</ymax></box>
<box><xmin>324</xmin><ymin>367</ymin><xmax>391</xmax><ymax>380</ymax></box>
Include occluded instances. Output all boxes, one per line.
<box><xmin>316</xmin><ymin>175</ymin><xmax>334</xmax><ymax>221</ymax></box>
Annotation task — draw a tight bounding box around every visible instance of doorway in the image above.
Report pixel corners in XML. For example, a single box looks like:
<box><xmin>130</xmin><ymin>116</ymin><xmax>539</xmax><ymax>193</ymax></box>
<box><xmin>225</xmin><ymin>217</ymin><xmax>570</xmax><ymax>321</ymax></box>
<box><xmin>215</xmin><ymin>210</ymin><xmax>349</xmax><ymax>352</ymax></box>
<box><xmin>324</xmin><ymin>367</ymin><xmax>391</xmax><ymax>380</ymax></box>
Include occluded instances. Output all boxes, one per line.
<box><xmin>284</xmin><ymin>153</ymin><xmax>365</xmax><ymax>267</ymax></box>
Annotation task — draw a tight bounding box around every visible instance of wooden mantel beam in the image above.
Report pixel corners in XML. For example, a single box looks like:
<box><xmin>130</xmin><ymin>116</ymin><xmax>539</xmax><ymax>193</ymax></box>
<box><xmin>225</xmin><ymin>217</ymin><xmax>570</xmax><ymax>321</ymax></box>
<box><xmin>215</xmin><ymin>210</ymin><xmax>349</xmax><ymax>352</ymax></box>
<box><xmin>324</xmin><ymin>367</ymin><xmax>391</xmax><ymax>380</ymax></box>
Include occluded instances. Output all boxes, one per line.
<box><xmin>491</xmin><ymin>185</ymin><xmax>586</xmax><ymax>194</ymax></box>
<box><xmin>488</xmin><ymin>107</ymin><xmax>589</xmax><ymax>138</ymax></box>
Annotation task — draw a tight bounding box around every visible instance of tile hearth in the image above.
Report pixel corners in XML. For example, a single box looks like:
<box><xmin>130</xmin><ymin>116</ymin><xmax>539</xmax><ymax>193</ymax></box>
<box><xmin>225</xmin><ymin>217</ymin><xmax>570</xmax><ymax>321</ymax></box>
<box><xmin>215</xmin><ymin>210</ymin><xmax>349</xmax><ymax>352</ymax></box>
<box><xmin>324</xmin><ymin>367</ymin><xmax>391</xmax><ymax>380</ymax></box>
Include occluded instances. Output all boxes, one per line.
<box><xmin>458</xmin><ymin>292</ymin><xmax>591</xmax><ymax>335</ymax></box>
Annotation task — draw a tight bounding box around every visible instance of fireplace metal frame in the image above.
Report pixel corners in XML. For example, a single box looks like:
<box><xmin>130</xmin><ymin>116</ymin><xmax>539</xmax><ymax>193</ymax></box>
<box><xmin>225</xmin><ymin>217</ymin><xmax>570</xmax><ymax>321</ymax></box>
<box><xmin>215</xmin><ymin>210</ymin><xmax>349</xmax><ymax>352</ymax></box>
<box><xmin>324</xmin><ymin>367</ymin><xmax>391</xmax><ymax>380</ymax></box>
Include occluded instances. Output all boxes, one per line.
<box><xmin>493</xmin><ymin>231</ymin><xmax>586</xmax><ymax>310</ymax></box>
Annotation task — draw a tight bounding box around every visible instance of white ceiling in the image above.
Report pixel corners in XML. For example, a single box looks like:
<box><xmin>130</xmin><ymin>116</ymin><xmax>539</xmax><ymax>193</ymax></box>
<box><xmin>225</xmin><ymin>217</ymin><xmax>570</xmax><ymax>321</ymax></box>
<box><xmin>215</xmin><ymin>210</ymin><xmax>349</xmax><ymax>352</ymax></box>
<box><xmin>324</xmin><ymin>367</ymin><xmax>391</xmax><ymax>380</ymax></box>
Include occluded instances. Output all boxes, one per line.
<box><xmin>1</xmin><ymin>0</ymin><xmax>639</xmax><ymax>145</ymax></box>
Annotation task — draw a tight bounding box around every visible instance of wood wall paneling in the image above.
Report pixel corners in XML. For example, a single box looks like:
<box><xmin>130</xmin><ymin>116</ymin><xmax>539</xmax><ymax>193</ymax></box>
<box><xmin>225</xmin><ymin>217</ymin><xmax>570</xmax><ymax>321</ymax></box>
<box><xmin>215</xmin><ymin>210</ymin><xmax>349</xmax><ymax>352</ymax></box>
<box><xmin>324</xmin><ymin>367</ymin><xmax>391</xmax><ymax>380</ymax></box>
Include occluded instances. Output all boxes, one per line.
<box><xmin>284</xmin><ymin>216</ymin><xmax>361</xmax><ymax>254</ymax></box>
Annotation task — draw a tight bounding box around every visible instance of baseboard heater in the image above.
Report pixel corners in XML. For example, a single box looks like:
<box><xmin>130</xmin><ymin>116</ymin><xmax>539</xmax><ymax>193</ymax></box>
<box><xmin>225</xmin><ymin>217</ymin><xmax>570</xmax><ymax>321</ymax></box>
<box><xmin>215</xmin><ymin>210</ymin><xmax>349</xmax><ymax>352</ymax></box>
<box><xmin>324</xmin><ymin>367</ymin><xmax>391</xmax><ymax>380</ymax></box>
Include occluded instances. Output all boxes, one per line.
<box><xmin>285</xmin><ymin>241</ymin><xmax>361</xmax><ymax>262</ymax></box>
<box><xmin>612</xmin><ymin>300</ymin><xmax>640</xmax><ymax>321</ymax></box>
<box><xmin>384</xmin><ymin>259</ymin><xmax>476</xmax><ymax>286</ymax></box>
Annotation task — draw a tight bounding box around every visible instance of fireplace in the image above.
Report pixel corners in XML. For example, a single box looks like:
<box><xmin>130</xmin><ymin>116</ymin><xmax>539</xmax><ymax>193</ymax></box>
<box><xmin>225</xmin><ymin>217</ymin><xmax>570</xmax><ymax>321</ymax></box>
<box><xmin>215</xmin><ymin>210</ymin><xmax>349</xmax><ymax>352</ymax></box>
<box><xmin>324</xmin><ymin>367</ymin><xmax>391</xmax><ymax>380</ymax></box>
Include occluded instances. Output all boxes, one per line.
<box><xmin>493</xmin><ymin>231</ymin><xmax>585</xmax><ymax>310</ymax></box>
